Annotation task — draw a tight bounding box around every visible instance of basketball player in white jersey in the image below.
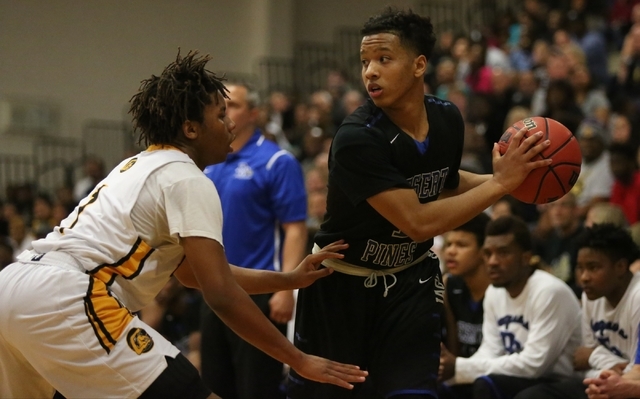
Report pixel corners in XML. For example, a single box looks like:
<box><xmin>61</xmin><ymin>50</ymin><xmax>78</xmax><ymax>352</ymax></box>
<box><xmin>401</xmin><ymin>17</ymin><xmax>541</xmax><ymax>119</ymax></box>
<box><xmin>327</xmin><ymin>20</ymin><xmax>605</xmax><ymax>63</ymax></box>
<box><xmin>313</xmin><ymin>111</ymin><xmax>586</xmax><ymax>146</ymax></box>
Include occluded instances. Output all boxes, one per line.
<box><xmin>0</xmin><ymin>50</ymin><xmax>367</xmax><ymax>399</ymax></box>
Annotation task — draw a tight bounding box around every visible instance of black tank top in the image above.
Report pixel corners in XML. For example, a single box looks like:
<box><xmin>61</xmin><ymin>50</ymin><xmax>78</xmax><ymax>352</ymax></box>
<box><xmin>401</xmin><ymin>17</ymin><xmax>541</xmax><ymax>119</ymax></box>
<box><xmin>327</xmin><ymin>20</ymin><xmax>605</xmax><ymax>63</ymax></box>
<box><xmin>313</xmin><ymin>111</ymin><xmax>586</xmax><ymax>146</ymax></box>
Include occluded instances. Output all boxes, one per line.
<box><xmin>446</xmin><ymin>275</ymin><xmax>484</xmax><ymax>357</ymax></box>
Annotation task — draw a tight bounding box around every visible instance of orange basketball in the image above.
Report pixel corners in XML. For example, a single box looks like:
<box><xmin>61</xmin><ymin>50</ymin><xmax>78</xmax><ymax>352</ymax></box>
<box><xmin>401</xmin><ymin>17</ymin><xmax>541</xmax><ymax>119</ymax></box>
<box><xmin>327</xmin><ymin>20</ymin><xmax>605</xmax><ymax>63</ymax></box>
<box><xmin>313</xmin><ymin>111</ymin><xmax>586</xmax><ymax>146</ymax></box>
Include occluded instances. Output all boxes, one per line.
<box><xmin>497</xmin><ymin>117</ymin><xmax>582</xmax><ymax>204</ymax></box>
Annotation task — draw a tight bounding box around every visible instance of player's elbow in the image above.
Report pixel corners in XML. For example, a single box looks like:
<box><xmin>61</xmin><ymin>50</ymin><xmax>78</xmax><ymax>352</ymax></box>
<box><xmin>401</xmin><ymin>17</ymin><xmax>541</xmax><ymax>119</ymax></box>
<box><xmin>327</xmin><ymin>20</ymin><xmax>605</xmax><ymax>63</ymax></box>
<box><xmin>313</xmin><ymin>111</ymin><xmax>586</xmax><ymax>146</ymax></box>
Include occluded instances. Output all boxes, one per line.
<box><xmin>403</xmin><ymin>223</ymin><xmax>438</xmax><ymax>243</ymax></box>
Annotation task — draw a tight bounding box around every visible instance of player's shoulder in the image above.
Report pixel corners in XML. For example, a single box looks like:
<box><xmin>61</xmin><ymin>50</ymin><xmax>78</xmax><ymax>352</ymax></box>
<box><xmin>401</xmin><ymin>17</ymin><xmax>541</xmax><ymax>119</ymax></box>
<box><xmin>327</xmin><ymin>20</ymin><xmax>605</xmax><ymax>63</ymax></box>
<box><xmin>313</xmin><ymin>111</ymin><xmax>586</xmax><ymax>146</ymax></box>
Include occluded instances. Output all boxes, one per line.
<box><xmin>528</xmin><ymin>269</ymin><xmax>577</xmax><ymax>299</ymax></box>
<box><xmin>156</xmin><ymin>161</ymin><xmax>213</xmax><ymax>189</ymax></box>
<box><xmin>341</xmin><ymin>98</ymin><xmax>380</xmax><ymax>128</ymax></box>
<box><xmin>335</xmin><ymin>100</ymin><xmax>393</xmax><ymax>146</ymax></box>
<box><xmin>624</xmin><ymin>272</ymin><xmax>640</xmax><ymax>300</ymax></box>
<box><xmin>424</xmin><ymin>94</ymin><xmax>457</xmax><ymax>109</ymax></box>
<box><xmin>424</xmin><ymin>95</ymin><xmax>463</xmax><ymax>123</ymax></box>
<box><xmin>245</xmin><ymin>134</ymin><xmax>300</xmax><ymax>168</ymax></box>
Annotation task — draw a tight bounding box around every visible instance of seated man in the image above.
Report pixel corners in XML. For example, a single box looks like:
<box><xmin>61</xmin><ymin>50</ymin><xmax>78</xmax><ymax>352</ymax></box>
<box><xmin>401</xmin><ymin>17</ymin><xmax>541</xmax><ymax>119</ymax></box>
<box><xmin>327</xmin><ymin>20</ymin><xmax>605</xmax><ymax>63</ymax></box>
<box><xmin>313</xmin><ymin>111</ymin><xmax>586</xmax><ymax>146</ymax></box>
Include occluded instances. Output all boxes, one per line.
<box><xmin>439</xmin><ymin>213</ymin><xmax>491</xmax><ymax>399</ymax></box>
<box><xmin>439</xmin><ymin>215</ymin><xmax>582</xmax><ymax>399</ymax></box>
<box><xmin>518</xmin><ymin>223</ymin><xmax>640</xmax><ymax>399</ymax></box>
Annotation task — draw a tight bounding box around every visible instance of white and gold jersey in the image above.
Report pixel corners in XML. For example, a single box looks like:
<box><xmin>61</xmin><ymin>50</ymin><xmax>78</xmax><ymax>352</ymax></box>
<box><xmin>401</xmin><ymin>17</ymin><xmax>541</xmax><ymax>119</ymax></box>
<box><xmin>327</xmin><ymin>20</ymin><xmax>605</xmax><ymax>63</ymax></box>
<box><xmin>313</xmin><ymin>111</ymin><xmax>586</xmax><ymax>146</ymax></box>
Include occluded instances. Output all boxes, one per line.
<box><xmin>31</xmin><ymin>146</ymin><xmax>223</xmax><ymax>311</ymax></box>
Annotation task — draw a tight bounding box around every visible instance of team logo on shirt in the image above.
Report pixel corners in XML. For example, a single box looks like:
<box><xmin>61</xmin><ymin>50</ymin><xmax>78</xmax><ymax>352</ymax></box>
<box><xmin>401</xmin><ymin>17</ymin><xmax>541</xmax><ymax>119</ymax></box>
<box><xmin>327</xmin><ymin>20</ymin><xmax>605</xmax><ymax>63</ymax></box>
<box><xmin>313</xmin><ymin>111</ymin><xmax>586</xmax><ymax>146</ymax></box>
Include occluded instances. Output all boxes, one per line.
<box><xmin>120</xmin><ymin>158</ymin><xmax>137</xmax><ymax>173</ymax></box>
<box><xmin>127</xmin><ymin>328</ymin><xmax>154</xmax><ymax>355</ymax></box>
<box><xmin>234</xmin><ymin>162</ymin><xmax>254</xmax><ymax>179</ymax></box>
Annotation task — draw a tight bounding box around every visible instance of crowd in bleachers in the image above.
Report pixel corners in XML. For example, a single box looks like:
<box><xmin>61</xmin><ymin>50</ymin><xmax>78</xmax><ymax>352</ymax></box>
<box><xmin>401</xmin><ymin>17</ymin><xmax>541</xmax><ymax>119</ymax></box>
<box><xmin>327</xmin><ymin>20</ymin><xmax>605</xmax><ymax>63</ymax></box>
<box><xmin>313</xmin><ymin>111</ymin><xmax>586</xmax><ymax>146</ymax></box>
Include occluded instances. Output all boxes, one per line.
<box><xmin>1</xmin><ymin>0</ymin><xmax>640</xmax><ymax>396</ymax></box>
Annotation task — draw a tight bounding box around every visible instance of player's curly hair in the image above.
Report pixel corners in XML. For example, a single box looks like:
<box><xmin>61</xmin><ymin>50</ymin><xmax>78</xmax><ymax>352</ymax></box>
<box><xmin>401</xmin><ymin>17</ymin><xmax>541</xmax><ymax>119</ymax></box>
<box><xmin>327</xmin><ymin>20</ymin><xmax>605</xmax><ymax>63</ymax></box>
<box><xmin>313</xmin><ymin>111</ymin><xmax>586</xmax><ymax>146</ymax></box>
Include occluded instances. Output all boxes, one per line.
<box><xmin>576</xmin><ymin>223</ymin><xmax>640</xmax><ymax>265</ymax></box>
<box><xmin>486</xmin><ymin>215</ymin><xmax>532</xmax><ymax>252</ymax></box>
<box><xmin>361</xmin><ymin>7</ymin><xmax>436</xmax><ymax>60</ymax></box>
<box><xmin>129</xmin><ymin>49</ymin><xmax>228</xmax><ymax>146</ymax></box>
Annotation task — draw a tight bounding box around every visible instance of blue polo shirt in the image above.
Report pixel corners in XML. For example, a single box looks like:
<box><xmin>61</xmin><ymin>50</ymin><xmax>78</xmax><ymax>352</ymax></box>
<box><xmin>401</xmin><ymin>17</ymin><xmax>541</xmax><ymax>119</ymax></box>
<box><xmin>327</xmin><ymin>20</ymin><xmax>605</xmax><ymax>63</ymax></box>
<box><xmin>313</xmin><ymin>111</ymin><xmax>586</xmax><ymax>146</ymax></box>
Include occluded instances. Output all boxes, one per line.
<box><xmin>203</xmin><ymin>130</ymin><xmax>307</xmax><ymax>271</ymax></box>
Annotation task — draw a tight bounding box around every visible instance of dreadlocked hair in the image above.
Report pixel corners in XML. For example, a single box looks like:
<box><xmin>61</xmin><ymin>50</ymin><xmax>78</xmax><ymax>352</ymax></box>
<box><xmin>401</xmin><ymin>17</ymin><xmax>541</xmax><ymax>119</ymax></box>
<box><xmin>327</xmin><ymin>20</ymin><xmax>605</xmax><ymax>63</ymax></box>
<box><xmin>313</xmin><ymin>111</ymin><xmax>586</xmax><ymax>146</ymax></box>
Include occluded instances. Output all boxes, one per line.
<box><xmin>129</xmin><ymin>49</ymin><xmax>228</xmax><ymax>146</ymax></box>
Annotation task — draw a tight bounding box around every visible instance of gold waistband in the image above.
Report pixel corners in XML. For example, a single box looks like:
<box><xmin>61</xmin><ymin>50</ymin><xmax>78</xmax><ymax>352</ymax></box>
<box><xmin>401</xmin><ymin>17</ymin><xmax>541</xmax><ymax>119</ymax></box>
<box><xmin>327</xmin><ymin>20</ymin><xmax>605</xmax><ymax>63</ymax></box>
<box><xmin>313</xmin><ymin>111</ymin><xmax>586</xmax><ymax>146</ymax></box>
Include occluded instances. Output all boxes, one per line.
<box><xmin>312</xmin><ymin>244</ymin><xmax>432</xmax><ymax>277</ymax></box>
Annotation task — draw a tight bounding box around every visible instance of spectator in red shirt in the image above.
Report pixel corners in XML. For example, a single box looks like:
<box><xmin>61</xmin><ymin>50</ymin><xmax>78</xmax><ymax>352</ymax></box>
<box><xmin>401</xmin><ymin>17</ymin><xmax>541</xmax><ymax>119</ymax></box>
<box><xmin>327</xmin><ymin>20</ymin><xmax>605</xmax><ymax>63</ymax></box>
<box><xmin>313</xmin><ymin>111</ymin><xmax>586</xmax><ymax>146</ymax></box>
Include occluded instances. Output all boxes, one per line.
<box><xmin>609</xmin><ymin>143</ymin><xmax>640</xmax><ymax>225</ymax></box>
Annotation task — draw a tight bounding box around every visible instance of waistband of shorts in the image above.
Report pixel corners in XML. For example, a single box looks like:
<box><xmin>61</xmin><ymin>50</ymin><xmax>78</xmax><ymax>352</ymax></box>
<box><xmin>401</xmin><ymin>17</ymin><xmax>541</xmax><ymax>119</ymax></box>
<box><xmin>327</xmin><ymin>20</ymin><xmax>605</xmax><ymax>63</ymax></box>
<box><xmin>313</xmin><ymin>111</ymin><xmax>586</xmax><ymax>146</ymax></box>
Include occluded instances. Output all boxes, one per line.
<box><xmin>312</xmin><ymin>243</ymin><xmax>432</xmax><ymax>276</ymax></box>
<box><xmin>17</xmin><ymin>250</ymin><xmax>85</xmax><ymax>272</ymax></box>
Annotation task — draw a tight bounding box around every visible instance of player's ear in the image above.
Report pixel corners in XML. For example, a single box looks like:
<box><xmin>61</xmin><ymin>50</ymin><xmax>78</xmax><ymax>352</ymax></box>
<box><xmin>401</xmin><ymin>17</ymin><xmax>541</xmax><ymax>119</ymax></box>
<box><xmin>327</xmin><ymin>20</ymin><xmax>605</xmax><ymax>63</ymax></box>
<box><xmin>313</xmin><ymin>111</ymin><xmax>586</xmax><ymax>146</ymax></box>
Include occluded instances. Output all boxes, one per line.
<box><xmin>182</xmin><ymin>120</ymin><xmax>199</xmax><ymax>140</ymax></box>
<box><xmin>414</xmin><ymin>54</ymin><xmax>427</xmax><ymax>78</ymax></box>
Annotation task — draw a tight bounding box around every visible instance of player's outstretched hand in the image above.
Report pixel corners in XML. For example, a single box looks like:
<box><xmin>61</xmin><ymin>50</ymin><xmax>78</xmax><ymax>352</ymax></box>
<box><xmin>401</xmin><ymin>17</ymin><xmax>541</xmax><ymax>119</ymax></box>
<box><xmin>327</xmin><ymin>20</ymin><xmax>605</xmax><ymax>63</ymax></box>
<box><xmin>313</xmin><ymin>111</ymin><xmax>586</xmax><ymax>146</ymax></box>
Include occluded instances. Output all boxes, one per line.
<box><xmin>293</xmin><ymin>353</ymin><xmax>368</xmax><ymax>389</ymax></box>
<box><xmin>491</xmin><ymin>126</ymin><xmax>552</xmax><ymax>193</ymax></box>
<box><xmin>288</xmin><ymin>240</ymin><xmax>348</xmax><ymax>289</ymax></box>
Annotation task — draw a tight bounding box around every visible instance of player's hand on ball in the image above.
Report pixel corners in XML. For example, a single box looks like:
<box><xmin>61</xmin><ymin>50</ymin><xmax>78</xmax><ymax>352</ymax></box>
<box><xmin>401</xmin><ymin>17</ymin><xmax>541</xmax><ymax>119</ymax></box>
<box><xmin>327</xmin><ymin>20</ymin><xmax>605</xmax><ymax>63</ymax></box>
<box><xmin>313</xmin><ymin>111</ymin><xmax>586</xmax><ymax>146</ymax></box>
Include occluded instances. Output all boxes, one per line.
<box><xmin>492</xmin><ymin>126</ymin><xmax>552</xmax><ymax>193</ymax></box>
<box><xmin>288</xmin><ymin>240</ymin><xmax>348</xmax><ymax>288</ymax></box>
<box><xmin>293</xmin><ymin>354</ymin><xmax>368</xmax><ymax>389</ymax></box>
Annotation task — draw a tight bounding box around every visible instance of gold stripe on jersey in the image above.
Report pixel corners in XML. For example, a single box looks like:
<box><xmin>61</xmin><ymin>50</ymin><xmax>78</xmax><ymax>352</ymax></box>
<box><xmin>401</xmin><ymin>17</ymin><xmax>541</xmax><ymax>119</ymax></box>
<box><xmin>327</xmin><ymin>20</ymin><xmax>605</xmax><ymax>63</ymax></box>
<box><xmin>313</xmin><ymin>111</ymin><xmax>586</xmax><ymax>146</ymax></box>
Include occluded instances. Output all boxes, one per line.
<box><xmin>91</xmin><ymin>237</ymin><xmax>155</xmax><ymax>285</ymax></box>
<box><xmin>147</xmin><ymin>144</ymin><xmax>182</xmax><ymax>152</ymax></box>
<box><xmin>84</xmin><ymin>277</ymin><xmax>133</xmax><ymax>354</ymax></box>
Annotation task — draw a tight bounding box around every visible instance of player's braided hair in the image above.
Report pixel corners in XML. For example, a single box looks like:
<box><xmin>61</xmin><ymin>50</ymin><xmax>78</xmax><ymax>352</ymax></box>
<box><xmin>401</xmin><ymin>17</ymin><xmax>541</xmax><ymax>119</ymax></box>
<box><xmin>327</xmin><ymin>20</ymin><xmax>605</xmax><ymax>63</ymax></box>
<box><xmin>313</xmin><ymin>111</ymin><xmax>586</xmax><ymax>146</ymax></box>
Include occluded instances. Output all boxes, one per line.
<box><xmin>576</xmin><ymin>223</ymin><xmax>640</xmax><ymax>265</ymax></box>
<box><xmin>361</xmin><ymin>7</ymin><xmax>436</xmax><ymax>60</ymax></box>
<box><xmin>129</xmin><ymin>49</ymin><xmax>228</xmax><ymax>146</ymax></box>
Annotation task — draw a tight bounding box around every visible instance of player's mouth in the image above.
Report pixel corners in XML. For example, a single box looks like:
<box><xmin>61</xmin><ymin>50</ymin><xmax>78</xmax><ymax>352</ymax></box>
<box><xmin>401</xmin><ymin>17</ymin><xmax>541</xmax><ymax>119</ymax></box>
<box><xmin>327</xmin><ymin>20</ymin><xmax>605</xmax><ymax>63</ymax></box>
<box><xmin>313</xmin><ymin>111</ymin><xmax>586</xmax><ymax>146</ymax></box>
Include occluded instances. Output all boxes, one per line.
<box><xmin>488</xmin><ymin>269</ymin><xmax>502</xmax><ymax>280</ymax></box>
<box><xmin>445</xmin><ymin>260</ymin><xmax>457</xmax><ymax>270</ymax></box>
<box><xmin>368</xmin><ymin>84</ymin><xmax>382</xmax><ymax>98</ymax></box>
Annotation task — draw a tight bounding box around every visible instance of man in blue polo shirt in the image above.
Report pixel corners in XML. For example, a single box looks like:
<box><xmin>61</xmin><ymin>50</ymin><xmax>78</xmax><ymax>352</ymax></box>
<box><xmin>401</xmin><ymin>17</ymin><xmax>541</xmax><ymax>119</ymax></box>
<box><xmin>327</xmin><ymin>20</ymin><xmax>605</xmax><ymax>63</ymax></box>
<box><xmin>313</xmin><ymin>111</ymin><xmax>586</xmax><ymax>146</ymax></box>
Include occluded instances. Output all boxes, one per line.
<box><xmin>201</xmin><ymin>82</ymin><xmax>308</xmax><ymax>399</ymax></box>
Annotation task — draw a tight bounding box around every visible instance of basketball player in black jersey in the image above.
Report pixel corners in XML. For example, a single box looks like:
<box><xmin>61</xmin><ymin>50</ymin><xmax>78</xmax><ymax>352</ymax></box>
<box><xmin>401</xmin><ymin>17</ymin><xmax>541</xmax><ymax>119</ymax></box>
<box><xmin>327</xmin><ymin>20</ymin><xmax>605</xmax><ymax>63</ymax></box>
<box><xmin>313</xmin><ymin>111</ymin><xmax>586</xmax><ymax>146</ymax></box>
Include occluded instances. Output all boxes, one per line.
<box><xmin>287</xmin><ymin>8</ymin><xmax>552</xmax><ymax>399</ymax></box>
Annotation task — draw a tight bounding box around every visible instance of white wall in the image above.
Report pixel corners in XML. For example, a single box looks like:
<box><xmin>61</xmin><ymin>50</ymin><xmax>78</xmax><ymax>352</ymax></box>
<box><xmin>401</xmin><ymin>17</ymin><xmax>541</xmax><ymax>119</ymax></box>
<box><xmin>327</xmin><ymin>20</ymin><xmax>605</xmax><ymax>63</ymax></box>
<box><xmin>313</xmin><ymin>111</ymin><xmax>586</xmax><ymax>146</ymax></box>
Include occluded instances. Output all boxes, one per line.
<box><xmin>0</xmin><ymin>0</ymin><xmax>420</xmax><ymax>153</ymax></box>
<box><xmin>0</xmin><ymin>0</ymin><xmax>294</xmax><ymax>146</ymax></box>
<box><xmin>293</xmin><ymin>0</ymin><xmax>416</xmax><ymax>43</ymax></box>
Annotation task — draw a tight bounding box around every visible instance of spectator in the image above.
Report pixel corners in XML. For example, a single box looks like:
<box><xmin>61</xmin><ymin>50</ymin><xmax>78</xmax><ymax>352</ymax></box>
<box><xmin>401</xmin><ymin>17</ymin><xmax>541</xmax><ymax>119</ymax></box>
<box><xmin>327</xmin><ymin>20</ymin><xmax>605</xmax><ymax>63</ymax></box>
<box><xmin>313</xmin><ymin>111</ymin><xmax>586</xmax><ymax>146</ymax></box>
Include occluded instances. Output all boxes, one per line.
<box><xmin>31</xmin><ymin>193</ymin><xmax>55</xmax><ymax>239</ymax></box>
<box><xmin>439</xmin><ymin>213</ymin><xmax>492</xmax><ymax>399</ymax></box>
<box><xmin>613</xmin><ymin>24</ymin><xmax>640</xmax><ymax>110</ymax></box>
<box><xmin>439</xmin><ymin>216</ymin><xmax>582</xmax><ymax>399</ymax></box>
<box><xmin>571</xmin><ymin>63</ymin><xmax>611</xmax><ymax>126</ymax></box>
<box><xmin>543</xmin><ymin>78</ymin><xmax>584</xmax><ymax>135</ymax></box>
<box><xmin>7</xmin><ymin>216</ymin><xmax>34</xmax><ymax>260</ymax></box>
<box><xmin>609</xmin><ymin>113</ymin><xmax>640</xmax><ymax>149</ymax></box>
<box><xmin>490</xmin><ymin>195</ymin><xmax>526</xmax><ymax>221</ymax></box>
<box><xmin>73</xmin><ymin>156</ymin><xmax>105</xmax><ymax>203</ymax></box>
<box><xmin>511</xmin><ymin>71</ymin><xmax>538</xmax><ymax>108</ymax></box>
<box><xmin>568</xmin><ymin>12</ymin><xmax>609</xmax><ymax>86</ymax></box>
<box><xmin>533</xmin><ymin>192</ymin><xmax>585</xmax><ymax>295</ymax></box>
<box><xmin>435</xmin><ymin>57</ymin><xmax>469</xmax><ymax>100</ymax></box>
<box><xmin>523</xmin><ymin>224</ymin><xmax>640</xmax><ymax>399</ymax></box>
<box><xmin>585</xmin><ymin>203</ymin><xmax>629</xmax><ymax>228</ymax></box>
<box><xmin>572</xmin><ymin>119</ymin><xmax>615</xmax><ymax>217</ymax></box>
<box><xmin>466</xmin><ymin>39</ymin><xmax>494</xmax><ymax>94</ymax></box>
<box><xmin>609</xmin><ymin>143</ymin><xmax>640</xmax><ymax>225</ymax></box>
<box><xmin>200</xmin><ymin>82</ymin><xmax>308</xmax><ymax>399</ymax></box>
<box><xmin>341</xmin><ymin>89</ymin><xmax>366</xmax><ymax>116</ymax></box>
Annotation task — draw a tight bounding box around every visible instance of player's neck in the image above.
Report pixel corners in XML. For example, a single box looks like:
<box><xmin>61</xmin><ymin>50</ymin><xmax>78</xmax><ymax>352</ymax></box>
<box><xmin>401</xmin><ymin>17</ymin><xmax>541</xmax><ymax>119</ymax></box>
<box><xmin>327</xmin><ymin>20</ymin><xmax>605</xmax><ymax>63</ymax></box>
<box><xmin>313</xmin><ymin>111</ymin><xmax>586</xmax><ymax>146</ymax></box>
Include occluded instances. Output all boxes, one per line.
<box><xmin>463</xmin><ymin>266</ymin><xmax>491</xmax><ymax>302</ymax></box>
<box><xmin>505</xmin><ymin>268</ymin><xmax>533</xmax><ymax>298</ymax></box>
<box><xmin>383</xmin><ymin>91</ymin><xmax>428</xmax><ymax>141</ymax></box>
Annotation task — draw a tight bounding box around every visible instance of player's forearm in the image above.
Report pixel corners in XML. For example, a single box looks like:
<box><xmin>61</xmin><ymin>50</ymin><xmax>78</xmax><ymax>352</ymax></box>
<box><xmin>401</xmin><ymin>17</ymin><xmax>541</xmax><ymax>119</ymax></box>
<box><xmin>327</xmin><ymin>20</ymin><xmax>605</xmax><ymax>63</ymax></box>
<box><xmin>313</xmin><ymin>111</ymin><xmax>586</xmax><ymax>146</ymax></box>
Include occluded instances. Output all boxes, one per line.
<box><xmin>230</xmin><ymin>265</ymin><xmax>295</xmax><ymax>294</ymax></box>
<box><xmin>411</xmin><ymin>179</ymin><xmax>507</xmax><ymax>241</ymax></box>
<box><xmin>590</xmin><ymin>345</ymin><xmax>630</xmax><ymax>372</ymax></box>
<box><xmin>175</xmin><ymin>258</ymin><xmax>295</xmax><ymax>294</ymax></box>
<box><xmin>438</xmin><ymin>171</ymin><xmax>493</xmax><ymax>199</ymax></box>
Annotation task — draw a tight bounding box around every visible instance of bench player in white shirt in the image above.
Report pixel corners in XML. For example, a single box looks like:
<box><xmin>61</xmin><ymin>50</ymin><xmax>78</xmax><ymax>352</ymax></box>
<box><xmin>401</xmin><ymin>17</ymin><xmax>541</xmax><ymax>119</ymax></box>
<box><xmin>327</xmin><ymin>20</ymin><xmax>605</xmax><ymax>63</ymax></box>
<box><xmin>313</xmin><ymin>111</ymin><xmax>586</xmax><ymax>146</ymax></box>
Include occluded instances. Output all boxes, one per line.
<box><xmin>439</xmin><ymin>215</ymin><xmax>582</xmax><ymax>399</ymax></box>
<box><xmin>0</xmin><ymin>50</ymin><xmax>367</xmax><ymax>399</ymax></box>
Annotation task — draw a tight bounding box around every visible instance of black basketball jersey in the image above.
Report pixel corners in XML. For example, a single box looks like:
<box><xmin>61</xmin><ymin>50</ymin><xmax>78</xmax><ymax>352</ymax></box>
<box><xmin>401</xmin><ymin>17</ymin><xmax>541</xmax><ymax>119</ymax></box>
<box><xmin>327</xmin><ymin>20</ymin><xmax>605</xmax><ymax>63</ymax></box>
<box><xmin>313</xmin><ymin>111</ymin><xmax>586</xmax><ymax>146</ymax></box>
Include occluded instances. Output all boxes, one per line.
<box><xmin>445</xmin><ymin>275</ymin><xmax>484</xmax><ymax>357</ymax></box>
<box><xmin>315</xmin><ymin>95</ymin><xmax>464</xmax><ymax>270</ymax></box>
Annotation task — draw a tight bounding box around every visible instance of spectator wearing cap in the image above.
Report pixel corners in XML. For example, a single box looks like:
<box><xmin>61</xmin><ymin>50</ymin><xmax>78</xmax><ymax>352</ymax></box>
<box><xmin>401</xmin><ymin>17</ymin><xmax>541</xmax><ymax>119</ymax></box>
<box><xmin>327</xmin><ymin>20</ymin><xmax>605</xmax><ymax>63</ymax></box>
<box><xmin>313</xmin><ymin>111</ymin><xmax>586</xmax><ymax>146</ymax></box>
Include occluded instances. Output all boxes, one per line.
<box><xmin>571</xmin><ymin>118</ymin><xmax>615</xmax><ymax>218</ymax></box>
